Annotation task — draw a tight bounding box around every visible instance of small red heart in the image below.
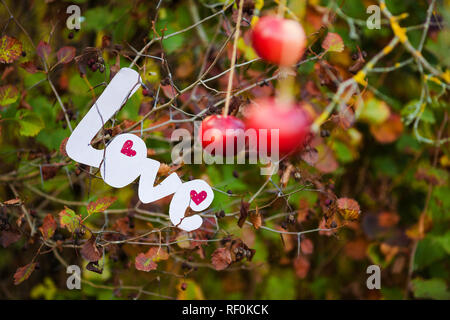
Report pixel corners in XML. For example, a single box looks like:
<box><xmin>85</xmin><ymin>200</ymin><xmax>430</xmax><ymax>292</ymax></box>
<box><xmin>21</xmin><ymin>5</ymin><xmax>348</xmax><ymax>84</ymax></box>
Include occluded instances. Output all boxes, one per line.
<box><xmin>121</xmin><ymin>140</ymin><xmax>136</xmax><ymax>157</ymax></box>
<box><xmin>190</xmin><ymin>190</ymin><xmax>207</xmax><ymax>205</ymax></box>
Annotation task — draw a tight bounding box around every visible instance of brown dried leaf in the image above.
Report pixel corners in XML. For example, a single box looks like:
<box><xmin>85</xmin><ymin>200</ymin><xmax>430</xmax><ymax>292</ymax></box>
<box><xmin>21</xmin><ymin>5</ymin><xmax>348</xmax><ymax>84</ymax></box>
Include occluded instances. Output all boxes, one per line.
<box><xmin>211</xmin><ymin>247</ymin><xmax>232</xmax><ymax>271</ymax></box>
<box><xmin>86</xmin><ymin>261</ymin><xmax>103</xmax><ymax>274</ymax></box>
<box><xmin>81</xmin><ymin>236</ymin><xmax>102</xmax><ymax>262</ymax></box>
<box><xmin>280</xmin><ymin>163</ymin><xmax>294</xmax><ymax>188</ymax></box>
<box><xmin>0</xmin><ymin>231</ymin><xmax>21</xmax><ymax>248</ymax></box>
<box><xmin>3</xmin><ymin>198</ymin><xmax>21</xmax><ymax>206</ymax></box>
<box><xmin>238</xmin><ymin>201</ymin><xmax>249</xmax><ymax>228</ymax></box>
<box><xmin>249</xmin><ymin>206</ymin><xmax>262</xmax><ymax>230</ymax></box>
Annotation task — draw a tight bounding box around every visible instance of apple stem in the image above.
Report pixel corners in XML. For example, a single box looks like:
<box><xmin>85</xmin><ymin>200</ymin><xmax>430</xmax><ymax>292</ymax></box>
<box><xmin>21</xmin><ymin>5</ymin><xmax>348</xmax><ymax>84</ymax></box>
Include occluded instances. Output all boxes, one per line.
<box><xmin>277</xmin><ymin>66</ymin><xmax>295</xmax><ymax>108</ymax></box>
<box><xmin>223</xmin><ymin>0</ymin><xmax>244</xmax><ymax>117</ymax></box>
<box><xmin>277</xmin><ymin>0</ymin><xmax>287</xmax><ymax>18</ymax></box>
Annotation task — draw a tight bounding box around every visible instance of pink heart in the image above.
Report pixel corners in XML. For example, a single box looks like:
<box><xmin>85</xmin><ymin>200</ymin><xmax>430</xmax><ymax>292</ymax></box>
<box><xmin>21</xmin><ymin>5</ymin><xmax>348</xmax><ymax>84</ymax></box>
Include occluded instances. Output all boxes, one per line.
<box><xmin>121</xmin><ymin>140</ymin><xmax>136</xmax><ymax>157</ymax></box>
<box><xmin>190</xmin><ymin>190</ymin><xmax>207</xmax><ymax>205</ymax></box>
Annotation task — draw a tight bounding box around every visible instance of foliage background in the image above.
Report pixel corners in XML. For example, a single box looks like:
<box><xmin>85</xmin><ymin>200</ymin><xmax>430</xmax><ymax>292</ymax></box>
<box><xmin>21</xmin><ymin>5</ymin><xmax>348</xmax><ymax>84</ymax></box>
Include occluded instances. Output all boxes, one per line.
<box><xmin>0</xmin><ymin>0</ymin><xmax>449</xmax><ymax>300</ymax></box>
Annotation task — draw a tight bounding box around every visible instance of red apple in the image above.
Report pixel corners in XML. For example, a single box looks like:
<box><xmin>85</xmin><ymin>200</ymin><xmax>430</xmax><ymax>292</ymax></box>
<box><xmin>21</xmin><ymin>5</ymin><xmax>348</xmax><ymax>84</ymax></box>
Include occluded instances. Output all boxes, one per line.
<box><xmin>244</xmin><ymin>98</ymin><xmax>312</xmax><ymax>155</ymax></box>
<box><xmin>251</xmin><ymin>16</ymin><xmax>307</xmax><ymax>66</ymax></box>
<box><xmin>200</xmin><ymin>115</ymin><xmax>246</xmax><ymax>156</ymax></box>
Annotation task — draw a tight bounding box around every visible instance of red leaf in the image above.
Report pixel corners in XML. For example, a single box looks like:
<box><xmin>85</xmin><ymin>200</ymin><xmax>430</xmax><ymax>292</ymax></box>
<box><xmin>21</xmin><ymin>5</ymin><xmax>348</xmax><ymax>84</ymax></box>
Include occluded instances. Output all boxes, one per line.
<box><xmin>13</xmin><ymin>262</ymin><xmax>36</xmax><ymax>285</ymax></box>
<box><xmin>87</xmin><ymin>196</ymin><xmax>117</xmax><ymax>216</ymax></box>
<box><xmin>20</xmin><ymin>61</ymin><xmax>38</xmax><ymax>74</ymax></box>
<box><xmin>322</xmin><ymin>32</ymin><xmax>344</xmax><ymax>53</ymax></box>
<box><xmin>211</xmin><ymin>247</ymin><xmax>232</xmax><ymax>271</ymax></box>
<box><xmin>56</xmin><ymin>46</ymin><xmax>76</xmax><ymax>64</ymax></box>
<box><xmin>161</xmin><ymin>83</ymin><xmax>176</xmax><ymax>99</ymax></box>
<box><xmin>300</xmin><ymin>238</ymin><xmax>314</xmax><ymax>255</ymax></box>
<box><xmin>39</xmin><ymin>214</ymin><xmax>57</xmax><ymax>240</ymax></box>
<box><xmin>293</xmin><ymin>256</ymin><xmax>310</xmax><ymax>279</ymax></box>
<box><xmin>81</xmin><ymin>236</ymin><xmax>102</xmax><ymax>262</ymax></box>
<box><xmin>0</xmin><ymin>35</ymin><xmax>22</xmax><ymax>64</ymax></box>
<box><xmin>36</xmin><ymin>41</ymin><xmax>51</xmax><ymax>61</ymax></box>
<box><xmin>135</xmin><ymin>252</ymin><xmax>157</xmax><ymax>272</ymax></box>
<box><xmin>135</xmin><ymin>247</ymin><xmax>169</xmax><ymax>272</ymax></box>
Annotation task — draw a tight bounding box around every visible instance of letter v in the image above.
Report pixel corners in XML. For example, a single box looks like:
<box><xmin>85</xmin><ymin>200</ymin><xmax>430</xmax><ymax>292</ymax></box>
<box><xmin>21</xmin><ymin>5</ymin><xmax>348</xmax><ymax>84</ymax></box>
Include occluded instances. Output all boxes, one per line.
<box><xmin>137</xmin><ymin>158</ymin><xmax>182</xmax><ymax>203</ymax></box>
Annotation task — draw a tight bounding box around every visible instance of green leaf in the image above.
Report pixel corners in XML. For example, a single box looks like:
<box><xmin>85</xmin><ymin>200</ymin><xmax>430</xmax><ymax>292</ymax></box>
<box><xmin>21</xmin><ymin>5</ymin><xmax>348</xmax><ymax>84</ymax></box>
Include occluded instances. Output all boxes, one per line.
<box><xmin>59</xmin><ymin>207</ymin><xmax>81</xmax><ymax>233</ymax></box>
<box><xmin>16</xmin><ymin>110</ymin><xmax>44</xmax><ymax>137</ymax></box>
<box><xmin>412</xmin><ymin>278</ymin><xmax>450</xmax><ymax>300</ymax></box>
<box><xmin>434</xmin><ymin>231</ymin><xmax>450</xmax><ymax>254</ymax></box>
<box><xmin>0</xmin><ymin>85</ymin><xmax>19</xmax><ymax>106</ymax></box>
<box><xmin>414</xmin><ymin>236</ymin><xmax>447</xmax><ymax>270</ymax></box>
<box><xmin>262</xmin><ymin>271</ymin><xmax>296</xmax><ymax>299</ymax></box>
<box><xmin>360</xmin><ymin>98</ymin><xmax>391</xmax><ymax>124</ymax></box>
<box><xmin>83</xmin><ymin>7</ymin><xmax>124</xmax><ymax>31</ymax></box>
<box><xmin>30</xmin><ymin>277</ymin><xmax>57</xmax><ymax>300</ymax></box>
<box><xmin>333</xmin><ymin>141</ymin><xmax>354</xmax><ymax>164</ymax></box>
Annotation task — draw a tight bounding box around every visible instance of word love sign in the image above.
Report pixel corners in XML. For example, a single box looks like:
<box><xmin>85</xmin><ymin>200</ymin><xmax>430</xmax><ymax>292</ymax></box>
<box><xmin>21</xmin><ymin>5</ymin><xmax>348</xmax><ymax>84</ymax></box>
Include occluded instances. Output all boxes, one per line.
<box><xmin>65</xmin><ymin>68</ymin><xmax>214</xmax><ymax>231</ymax></box>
